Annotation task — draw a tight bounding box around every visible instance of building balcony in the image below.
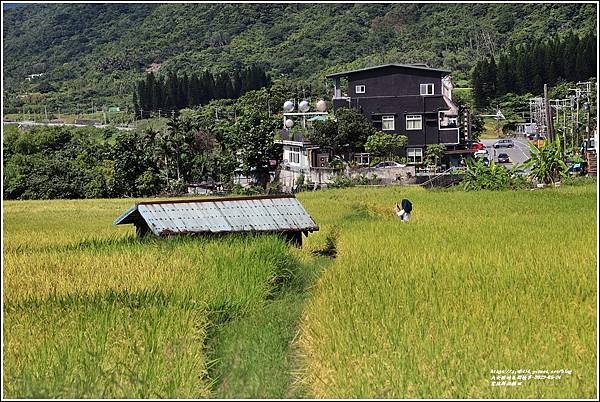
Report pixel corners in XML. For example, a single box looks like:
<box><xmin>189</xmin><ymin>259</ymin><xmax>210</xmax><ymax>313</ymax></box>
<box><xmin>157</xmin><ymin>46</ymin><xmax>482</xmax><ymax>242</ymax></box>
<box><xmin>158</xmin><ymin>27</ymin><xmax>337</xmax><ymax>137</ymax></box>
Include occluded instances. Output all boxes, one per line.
<box><xmin>274</xmin><ymin>129</ymin><xmax>313</xmax><ymax>145</ymax></box>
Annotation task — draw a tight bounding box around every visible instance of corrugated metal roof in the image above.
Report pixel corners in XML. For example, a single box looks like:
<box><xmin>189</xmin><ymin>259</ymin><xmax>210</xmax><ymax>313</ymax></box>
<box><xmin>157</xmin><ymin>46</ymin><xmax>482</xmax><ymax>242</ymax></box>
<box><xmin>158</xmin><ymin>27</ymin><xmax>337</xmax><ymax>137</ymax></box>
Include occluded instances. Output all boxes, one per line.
<box><xmin>113</xmin><ymin>195</ymin><xmax>319</xmax><ymax>236</ymax></box>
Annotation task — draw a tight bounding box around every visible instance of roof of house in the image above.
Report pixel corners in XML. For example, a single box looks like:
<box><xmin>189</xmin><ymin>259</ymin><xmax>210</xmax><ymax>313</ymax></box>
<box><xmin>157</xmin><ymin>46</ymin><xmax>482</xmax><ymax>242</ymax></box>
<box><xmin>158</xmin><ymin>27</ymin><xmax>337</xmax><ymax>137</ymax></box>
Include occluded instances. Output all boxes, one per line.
<box><xmin>113</xmin><ymin>195</ymin><xmax>319</xmax><ymax>236</ymax></box>
<box><xmin>325</xmin><ymin>63</ymin><xmax>451</xmax><ymax>78</ymax></box>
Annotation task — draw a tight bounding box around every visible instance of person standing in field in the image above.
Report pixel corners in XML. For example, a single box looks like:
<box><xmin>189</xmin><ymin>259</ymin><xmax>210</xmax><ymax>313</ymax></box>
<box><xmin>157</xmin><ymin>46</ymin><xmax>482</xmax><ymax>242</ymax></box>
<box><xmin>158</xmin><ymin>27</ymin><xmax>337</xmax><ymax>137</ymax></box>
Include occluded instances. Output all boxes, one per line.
<box><xmin>394</xmin><ymin>198</ymin><xmax>412</xmax><ymax>222</ymax></box>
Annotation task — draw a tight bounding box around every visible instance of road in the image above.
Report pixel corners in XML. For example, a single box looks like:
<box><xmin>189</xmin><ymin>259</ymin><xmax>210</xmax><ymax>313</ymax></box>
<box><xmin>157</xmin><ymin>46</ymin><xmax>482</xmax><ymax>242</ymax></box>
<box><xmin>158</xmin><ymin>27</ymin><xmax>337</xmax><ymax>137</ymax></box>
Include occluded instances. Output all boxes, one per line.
<box><xmin>480</xmin><ymin>136</ymin><xmax>531</xmax><ymax>168</ymax></box>
<box><xmin>2</xmin><ymin>120</ymin><xmax>134</xmax><ymax>131</ymax></box>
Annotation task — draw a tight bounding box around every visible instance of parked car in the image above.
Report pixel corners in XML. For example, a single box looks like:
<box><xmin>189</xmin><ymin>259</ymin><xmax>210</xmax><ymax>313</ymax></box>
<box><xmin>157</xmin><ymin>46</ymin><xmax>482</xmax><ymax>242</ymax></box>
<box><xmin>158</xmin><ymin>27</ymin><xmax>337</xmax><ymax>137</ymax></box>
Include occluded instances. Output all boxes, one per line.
<box><xmin>493</xmin><ymin>139</ymin><xmax>515</xmax><ymax>148</ymax></box>
<box><xmin>373</xmin><ymin>161</ymin><xmax>402</xmax><ymax>169</ymax></box>
<box><xmin>474</xmin><ymin>149</ymin><xmax>490</xmax><ymax>159</ymax></box>
<box><xmin>470</xmin><ymin>142</ymin><xmax>485</xmax><ymax>151</ymax></box>
<box><xmin>567</xmin><ymin>162</ymin><xmax>584</xmax><ymax>176</ymax></box>
<box><xmin>497</xmin><ymin>153</ymin><xmax>510</xmax><ymax>163</ymax></box>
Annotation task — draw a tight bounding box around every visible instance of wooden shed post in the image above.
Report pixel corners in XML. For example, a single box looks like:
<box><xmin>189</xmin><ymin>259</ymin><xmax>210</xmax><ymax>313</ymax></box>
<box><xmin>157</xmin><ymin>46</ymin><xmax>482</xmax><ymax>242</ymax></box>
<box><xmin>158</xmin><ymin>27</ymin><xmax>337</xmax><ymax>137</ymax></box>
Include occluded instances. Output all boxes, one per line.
<box><xmin>135</xmin><ymin>222</ymin><xmax>150</xmax><ymax>237</ymax></box>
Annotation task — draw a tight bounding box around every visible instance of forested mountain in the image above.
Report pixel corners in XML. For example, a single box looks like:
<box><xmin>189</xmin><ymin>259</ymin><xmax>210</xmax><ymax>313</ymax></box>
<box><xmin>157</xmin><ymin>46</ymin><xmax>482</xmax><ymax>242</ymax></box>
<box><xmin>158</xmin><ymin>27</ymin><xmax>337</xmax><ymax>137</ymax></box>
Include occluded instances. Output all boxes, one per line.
<box><xmin>2</xmin><ymin>3</ymin><xmax>596</xmax><ymax>111</ymax></box>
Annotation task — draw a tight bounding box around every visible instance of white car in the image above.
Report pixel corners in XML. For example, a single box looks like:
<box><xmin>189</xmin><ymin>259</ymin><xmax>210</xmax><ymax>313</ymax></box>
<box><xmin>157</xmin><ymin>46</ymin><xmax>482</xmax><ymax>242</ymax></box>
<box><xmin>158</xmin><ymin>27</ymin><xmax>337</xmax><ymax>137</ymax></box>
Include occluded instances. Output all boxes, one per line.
<box><xmin>374</xmin><ymin>161</ymin><xmax>402</xmax><ymax>168</ymax></box>
<box><xmin>474</xmin><ymin>149</ymin><xmax>490</xmax><ymax>159</ymax></box>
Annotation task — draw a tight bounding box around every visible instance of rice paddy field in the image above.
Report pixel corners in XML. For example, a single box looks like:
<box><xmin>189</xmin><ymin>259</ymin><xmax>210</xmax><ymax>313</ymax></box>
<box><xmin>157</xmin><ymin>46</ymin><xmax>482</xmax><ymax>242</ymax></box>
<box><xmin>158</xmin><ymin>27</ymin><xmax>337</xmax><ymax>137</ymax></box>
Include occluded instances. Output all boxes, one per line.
<box><xmin>2</xmin><ymin>183</ymin><xmax>597</xmax><ymax>398</ymax></box>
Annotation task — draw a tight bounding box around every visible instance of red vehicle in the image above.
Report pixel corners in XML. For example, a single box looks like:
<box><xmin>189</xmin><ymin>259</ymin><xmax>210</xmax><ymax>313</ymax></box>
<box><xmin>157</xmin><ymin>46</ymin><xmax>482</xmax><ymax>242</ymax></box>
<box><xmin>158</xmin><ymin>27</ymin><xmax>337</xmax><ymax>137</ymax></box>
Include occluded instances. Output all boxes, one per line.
<box><xmin>470</xmin><ymin>142</ymin><xmax>485</xmax><ymax>150</ymax></box>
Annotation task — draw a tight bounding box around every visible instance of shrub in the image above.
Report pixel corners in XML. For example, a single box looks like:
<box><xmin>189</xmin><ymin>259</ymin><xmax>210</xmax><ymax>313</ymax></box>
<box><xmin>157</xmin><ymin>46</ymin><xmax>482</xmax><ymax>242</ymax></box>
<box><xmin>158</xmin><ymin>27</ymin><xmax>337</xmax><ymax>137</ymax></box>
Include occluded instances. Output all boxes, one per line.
<box><xmin>329</xmin><ymin>174</ymin><xmax>353</xmax><ymax>188</ymax></box>
<box><xmin>461</xmin><ymin>158</ymin><xmax>528</xmax><ymax>191</ymax></box>
<box><xmin>523</xmin><ymin>137</ymin><xmax>568</xmax><ymax>184</ymax></box>
<box><xmin>231</xmin><ymin>184</ymin><xmax>264</xmax><ymax>195</ymax></box>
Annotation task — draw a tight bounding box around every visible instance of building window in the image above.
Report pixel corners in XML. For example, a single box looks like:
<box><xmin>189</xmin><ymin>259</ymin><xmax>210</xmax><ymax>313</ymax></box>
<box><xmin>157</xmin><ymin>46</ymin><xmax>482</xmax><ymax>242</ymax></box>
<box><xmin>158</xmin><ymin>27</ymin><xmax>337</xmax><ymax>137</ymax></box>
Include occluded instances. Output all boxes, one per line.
<box><xmin>382</xmin><ymin>115</ymin><xmax>395</xmax><ymax>131</ymax></box>
<box><xmin>289</xmin><ymin>146</ymin><xmax>300</xmax><ymax>164</ymax></box>
<box><xmin>407</xmin><ymin>148</ymin><xmax>423</xmax><ymax>164</ymax></box>
<box><xmin>355</xmin><ymin>84</ymin><xmax>366</xmax><ymax>94</ymax></box>
<box><xmin>406</xmin><ymin>114</ymin><xmax>422</xmax><ymax>130</ymax></box>
<box><xmin>420</xmin><ymin>83</ymin><xmax>434</xmax><ymax>95</ymax></box>
<box><xmin>353</xmin><ymin>153</ymin><xmax>371</xmax><ymax>166</ymax></box>
<box><xmin>439</xmin><ymin>111</ymin><xmax>458</xmax><ymax>128</ymax></box>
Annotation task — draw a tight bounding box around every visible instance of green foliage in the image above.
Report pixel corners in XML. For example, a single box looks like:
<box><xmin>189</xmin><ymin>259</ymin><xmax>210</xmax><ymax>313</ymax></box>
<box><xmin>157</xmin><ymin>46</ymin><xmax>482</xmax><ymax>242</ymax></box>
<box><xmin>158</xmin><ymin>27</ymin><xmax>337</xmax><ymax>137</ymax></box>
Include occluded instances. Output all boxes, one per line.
<box><xmin>351</xmin><ymin>173</ymin><xmax>382</xmax><ymax>186</ymax></box>
<box><xmin>2</xmin><ymin>126</ymin><xmax>114</xmax><ymax>199</ymax></box>
<box><xmin>335</xmin><ymin>108</ymin><xmax>376</xmax><ymax>152</ymax></box>
<box><xmin>523</xmin><ymin>137</ymin><xmax>568</xmax><ymax>184</ymax></box>
<box><xmin>310</xmin><ymin>108</ymin><xmax>375</xmax><ymax>157</ymax></box>
<box><xmin>328</xmin><ymin>174</ymin><xmax>353</xmax><ymax>189</ymax></box>
<box><xmin>424</xmin><ymin>144</ymin><xmax>446</xmax><ymax>167</ymax></box>
<box><xmin>135</xmin><ymin>65</ymin><xmax>269</xmax><ymax>114</ymax></box>
<box><xmin>561</xmin><ymin>175</ymin><xmax>597</xmax><ymax>186</ymax></box>
<box><xmin>3</xmin><ymin>84</ymin><xmax>293</xmax><ymax>199</ymax></box>
<box><xmin>461</xmin><ymin>158</ymin><xmax>528</xmax><ymax>191</ymax></box>
<box><xmin>472</xmin><ymin>30</ymin><xmax>596</xmax><ymax>109</ymax></box>
<box><xmin>135</xmin><ymin>169</ymin><xmax>161</xmax><ymax>196</ymax></box>
<box><xmin>469</xmin><ymin>115</ymin><xmax>485</xmax><ymax>142</ymax></box>
<box><xmin>6</xmin><ymin>3</ymin><xmax>594</xmax><ymax>112</ymax></box>
<box><xmin>364</xmin><ymin>132</ymin><xmax>407</xmax><ymax>157</ymax></box>
<box><xmin>230</xmin><ymin>184</ymin><xmax>264</xmax><ymax>195</ymax></box>
<box><xmin>295</xmin><ymin>172</ymin><xmax>305</xmax><ymax>187</ymax></box>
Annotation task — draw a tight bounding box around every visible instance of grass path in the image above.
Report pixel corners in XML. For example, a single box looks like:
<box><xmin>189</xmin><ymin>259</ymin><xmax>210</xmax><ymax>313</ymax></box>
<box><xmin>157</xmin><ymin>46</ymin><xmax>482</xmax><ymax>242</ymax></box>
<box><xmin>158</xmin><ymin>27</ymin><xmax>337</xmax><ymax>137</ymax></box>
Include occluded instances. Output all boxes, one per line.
<box><xmin>205</xmin><ymin>253</ymin><xmax>332</xmax><ymax>398</ymax></box>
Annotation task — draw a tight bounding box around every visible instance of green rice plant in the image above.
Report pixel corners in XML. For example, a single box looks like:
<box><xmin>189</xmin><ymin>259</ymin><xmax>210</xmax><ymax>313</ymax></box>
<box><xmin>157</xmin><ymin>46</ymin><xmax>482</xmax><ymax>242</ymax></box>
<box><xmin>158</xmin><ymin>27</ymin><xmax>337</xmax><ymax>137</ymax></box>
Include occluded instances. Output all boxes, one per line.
<box><xmin>296</xmin><ymin>184</ymin><xmax>597</xmax><ymax>398</ymax></box>
<box><xmin>4</xmin><ymin>299</ymin><xmax>209</xmax><ymax>399</ymax></box>
<box><xmin>3</xmin><ymin>184</ymin><xmax>596</xmax><ymax>398</ymax></box>
<box><xmin>3</xmin><ymin>198</ymin><xmax>301</xmax><ymax>398</ymax></box>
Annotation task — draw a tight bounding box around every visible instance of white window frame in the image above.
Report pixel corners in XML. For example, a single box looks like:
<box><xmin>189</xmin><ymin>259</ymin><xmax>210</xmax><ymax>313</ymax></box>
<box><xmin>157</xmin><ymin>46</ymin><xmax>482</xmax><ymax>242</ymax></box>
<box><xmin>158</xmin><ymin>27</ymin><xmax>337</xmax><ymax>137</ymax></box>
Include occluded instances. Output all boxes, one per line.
<box><xmin>420</xmin><ymin>83</ymin><xmax>434</xmax><ymax>95</ymax></box>
<box><xmin>407</xmin><ymin>148</ymin><xmax>423</xmax><ymax>165</ymax></box>
<box><xmin>439</xmin><ymin>111</ymin><xmax>459</xmax><ymax>130</ymax></box>
<box><xmin>289</xmin><ymin>146</ymin><xmax>301</xmax><ymax>164</ymax></box>
<box><xmin>382</xmin><ymin>115</ymin><xmax>395</xmax><ymax>131</ymax></box>
<box><xmin>353</xmin><ymin>153</ymin><xmax>371</xmax><ymax>166</ymax></box>
<box><xmin>406</xmin><ymin>114</ymin><xmax>422</xmax><ymax>130</ymax></box>
<box><xmin>355</xmin><ymin>84</ymin><xmax>366</xmax><ymax>94</ymax></box>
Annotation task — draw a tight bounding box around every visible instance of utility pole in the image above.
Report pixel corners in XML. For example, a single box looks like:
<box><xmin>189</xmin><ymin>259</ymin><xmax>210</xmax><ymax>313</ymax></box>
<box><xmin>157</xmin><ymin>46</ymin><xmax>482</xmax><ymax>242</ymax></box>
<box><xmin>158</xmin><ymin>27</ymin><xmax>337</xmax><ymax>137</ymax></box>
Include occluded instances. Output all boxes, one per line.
<box><xmin>562</xmin><ymin>99</ymin><xmax>567</xmax><ymax>155</ymax></box>
<box><xmin>544</xmin><ymin>84</ymin><xmax>554</xmax><ymax>142</ymax></box>
<box><xmin>140</xmin><ymin>109</ymin><xmax>144</xmax><ymax>121</ymax></box>
<box><xmin>575</xmin><ymin>90</ymin><xmax>580</xmax><ymax>149</ymax></box>
<box><xmin>44</xmin><ymin>105</ymin><xmax>48</xmax><ymax>121</ymax></box>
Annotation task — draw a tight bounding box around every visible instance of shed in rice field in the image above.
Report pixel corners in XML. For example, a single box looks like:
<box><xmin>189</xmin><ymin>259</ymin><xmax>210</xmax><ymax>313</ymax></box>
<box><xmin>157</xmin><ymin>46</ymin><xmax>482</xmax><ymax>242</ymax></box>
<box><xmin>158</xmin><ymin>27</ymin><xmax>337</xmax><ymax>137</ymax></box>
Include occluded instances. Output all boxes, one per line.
<box><xmin>113</xmin><ymin>194</ymin><xmax>319</xmax><ymax>246</ymax></box>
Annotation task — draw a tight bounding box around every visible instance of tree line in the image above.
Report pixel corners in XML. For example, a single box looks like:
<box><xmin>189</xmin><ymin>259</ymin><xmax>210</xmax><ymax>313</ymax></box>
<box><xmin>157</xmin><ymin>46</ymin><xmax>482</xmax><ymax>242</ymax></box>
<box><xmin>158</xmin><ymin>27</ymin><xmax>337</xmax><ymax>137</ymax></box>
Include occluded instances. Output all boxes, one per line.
<box><xmin>472</xmin><ymin>31</ymin><xmax>596</xmax><ymax>109</ymax></box>
<box><xmin>4</xmin><ymin>83</ymin><xmax>293</xmax><ymax>200</ymax></box>
<box><xmin>133</xmin><ymin>65</ymin><xmax>270</xmax><ymax>115</ymax></box>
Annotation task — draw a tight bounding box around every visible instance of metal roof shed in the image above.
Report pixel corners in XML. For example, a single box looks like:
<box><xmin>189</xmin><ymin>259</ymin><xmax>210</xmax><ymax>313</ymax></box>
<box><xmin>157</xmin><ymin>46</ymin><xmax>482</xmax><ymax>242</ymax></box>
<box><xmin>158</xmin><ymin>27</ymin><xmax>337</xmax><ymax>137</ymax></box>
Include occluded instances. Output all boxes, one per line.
<box><xmin>113</xmin><ymin>195</ymin><xmax>319</xmax><ymax>246</ymax></box>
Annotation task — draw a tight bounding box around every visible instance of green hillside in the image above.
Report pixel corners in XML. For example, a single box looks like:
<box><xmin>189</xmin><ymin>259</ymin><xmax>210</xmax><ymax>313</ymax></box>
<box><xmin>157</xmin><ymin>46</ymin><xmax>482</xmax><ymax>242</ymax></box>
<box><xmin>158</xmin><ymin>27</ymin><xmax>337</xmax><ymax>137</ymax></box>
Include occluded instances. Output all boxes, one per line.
<box><xmin>2</xmin><ymin>3</ymin><xmax>596</xmax><ymax>111</ymax></box>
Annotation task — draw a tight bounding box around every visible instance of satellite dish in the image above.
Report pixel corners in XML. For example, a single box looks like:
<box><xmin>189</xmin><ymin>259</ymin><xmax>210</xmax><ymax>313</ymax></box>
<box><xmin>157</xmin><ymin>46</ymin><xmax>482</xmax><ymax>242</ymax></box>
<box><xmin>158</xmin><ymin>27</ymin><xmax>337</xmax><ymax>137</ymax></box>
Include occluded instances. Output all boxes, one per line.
<box><xmin>316</xmin><ymin>100</ymin><xmax>327</xmax><ymax>112</ymax></box>
<box><xmin>284</xmin><ymin>119</ymin><xmax>294</xmax><ymax>128</ymax></box>
<box><xmin>298</xmin><ymin>100</ymin><xmax>310</xmax><ymax>113</ymax></box>
<box><xmin>283</xmin><ymin>101</ymin><xmax>294</xmax><ymax>112</ymax></box>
